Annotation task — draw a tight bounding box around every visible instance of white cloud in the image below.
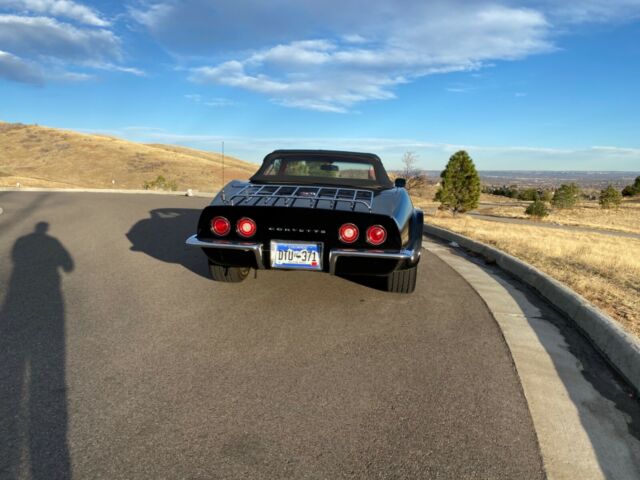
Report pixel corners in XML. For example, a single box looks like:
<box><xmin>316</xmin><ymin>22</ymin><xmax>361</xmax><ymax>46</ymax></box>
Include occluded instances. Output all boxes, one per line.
<box><xmin>0</xmin><ymin>49</ymin><xmax>43</xmax><ymax>83</ymax></box>
<box><xmin>138</xmin><ymin>1</ymin><xmax>551</xmax><ymax>112</ymax></box>
<box><xmin>54</xmin><ymin>70</ymin><xmax>91</xmax><ymax>81</ymax></box>
<box><xmin>0</xmin><ymin>14</ymin><xmax>120</xmax><ymax>61</ymax></box>
<box><xmin>0</xmin><ymin>48</ymin><xmax>94</xmax><ymax>83</ymax></box>
<box><xmin>184</xmin><ymin>93</ymin><xmax>237</xmax><ymax>107</ymax></box>
<box><xmin>446</xmin><ymin>85</ymin><xmax>476</xmax><ymax>93</ymax></box>
<box><xmin>537</xmin><ymin>0</ymin><xmax>640</xmax><ymax>23</ymax></box>
<box><xmin>203</xmin><ymin>98</ymin><xmax>237</xmax><ymax>107</ymax></box>
<box><xmin>132</xmin><ymin>0</ymin><xmax>640</xmax><ymax>112</ymax></box>
<box><xmin>0</xmin><ymin>7</ymin><xmax>143</xmax><ymax>83</ymax></box>
<box><xmin>188</xmin><ymin>15</ymin><xmax>546</xmax><ymax>112</ymax></box>
<box><xmin>191</xmin><ymin>56</ymin><xmax>403</xmax><ymax>113</ymax></box>
<box><xmin>248</xmin><ymin>40</ymin><xmax>335</xmax><ymax>67</ymax></box>
<box><xmin>0</xmin><ymin>0</ymin><xmax>109</xmax><ymax>26</ymax></box>
<box><xmin>591</xmin><ymin>146</ymin><xmax>640</xmax><ymax>155</ymax></box>
<box><xmin>86</xmin><ymin>62</ymin><xmax>146</xmax><ymax>76</ymax></box>
<box><xmin>342</xmin><ymin>34</ymin><xmax>367</xmax><ymax>44</ymax></box>
<box><xmin>128</xmin><ymin>1</ymin><xmax>171</xmax><ymax>31</ymax></box>
<box><xmin>93</xmin><ymin>127</ymin><xmax>640</xmax><ymax>171</ymax></box>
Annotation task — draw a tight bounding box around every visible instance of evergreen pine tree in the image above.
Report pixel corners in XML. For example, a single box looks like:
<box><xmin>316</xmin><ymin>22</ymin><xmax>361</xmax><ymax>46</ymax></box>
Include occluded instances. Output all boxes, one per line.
<box><xmin>621</xmin><ymin>176</ymin><xmax>640</xmax><ymax>197</ymax></box>
<box><xmin>551</xmin><ymin>183</ymin><xmax>581</xmax><ymax>209</ymax></box>
<box><xmin>434</xmin><ymin>150</ymin><xmax>481</xmax><ymax>213</ymax></box>
<box><xmin>599</xmin><ymin>185</ymin><xmax>622</xmax><ymax>209</ymax></box>
<box><xmin>525</xmin><ymin>199</ymin><xmax>550</xmax><ymax>219</ymax></box>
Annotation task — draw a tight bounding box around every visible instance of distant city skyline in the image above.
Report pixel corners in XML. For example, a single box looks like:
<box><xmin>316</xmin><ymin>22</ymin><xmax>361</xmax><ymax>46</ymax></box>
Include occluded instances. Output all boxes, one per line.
<box><xmin>1</xmin><ymin>0</ymin><xmax>639</xmax><ymax>170</ymax></box>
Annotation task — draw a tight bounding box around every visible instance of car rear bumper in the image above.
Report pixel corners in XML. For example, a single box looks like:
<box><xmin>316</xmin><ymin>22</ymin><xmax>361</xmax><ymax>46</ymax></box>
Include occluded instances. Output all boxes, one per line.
<box><xmin>185</xmin><ymin>234</ymin><xmax>420</xmax><ymax>275</ymax></box>
<box><xmin>185</xmin><ymin>235</ymin><xmax>265</xmax><ymax>269</ymax></box>
<box><xmin>328</xmin><ymin>248</ymin><xmax>419</xmax><ymax>275</ymax></box>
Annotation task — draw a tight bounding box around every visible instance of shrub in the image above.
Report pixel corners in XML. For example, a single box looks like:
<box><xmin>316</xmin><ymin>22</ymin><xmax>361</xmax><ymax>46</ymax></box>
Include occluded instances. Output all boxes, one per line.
<box><xmin>406</xmin><ymin>174</ymin><xmax>428</xmax><ymax>191</ymax></box>
<box><xmin>435</xmin><ymin>150</ymin><xmax>481</xmax><ymax>214</ymax></box>
<box><xmin>143</xmin><ymin>175</ymin><xmax>178</xmax><ymax>191</ymax></box>
<box><xmin>525</xmin><ymin>199</ymin><xmax>550</xmax><ymax>219</ymax></box>
<box><xmin>517</xmin><ymin>188</ymin><xmax>539</xmax><ymax>201</ymax></box>
<box><xmin>551</xmin><ymin>183</ymin><xmax>581</xmax><ymax>209</ymax></box>
<box><xmin>484</xmin><ymin>185</ymin><xmax>520</xmax><ymax>198</ymax></box>
<box><xmin>621</xmin><ymin>176</ymin><xmax>640</xmax><ymax>197</ymax></box>
<box><xmin>541</xmin><ymin>190</ymin><xmax>554</xmax><ymax>202</ymax></box>
<box><xmin>599</xmin><ymin>185</ymin><xmax>622</xmax><ymax>209</ymax></box>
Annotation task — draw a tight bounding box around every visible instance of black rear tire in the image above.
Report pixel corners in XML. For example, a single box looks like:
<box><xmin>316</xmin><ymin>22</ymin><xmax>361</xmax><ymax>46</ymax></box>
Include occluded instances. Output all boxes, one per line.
<box><xmin>385</xmin><ymin>266</ymin><xmax>417</xmax><ymax>293</ymax></box>
<box><xmin>208</xmin><ymin>262</ymin><xmax>250</xmax><ymax>283</ymax></box>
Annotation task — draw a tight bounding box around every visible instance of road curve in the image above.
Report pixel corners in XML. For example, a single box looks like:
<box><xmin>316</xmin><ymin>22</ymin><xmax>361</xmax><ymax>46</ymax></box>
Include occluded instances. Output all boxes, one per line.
<box><xmin>0</xmin><ymin>191</ymin><xmax>591</xmax><ymax>479</ymax></box>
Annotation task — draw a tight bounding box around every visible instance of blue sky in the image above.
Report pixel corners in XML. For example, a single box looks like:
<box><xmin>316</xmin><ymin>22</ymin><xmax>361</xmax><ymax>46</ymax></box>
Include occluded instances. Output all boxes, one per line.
<box><xmin>1</xmin><ymin>0</ymin><xmax>639</xmax><ymax>170</ymax></box>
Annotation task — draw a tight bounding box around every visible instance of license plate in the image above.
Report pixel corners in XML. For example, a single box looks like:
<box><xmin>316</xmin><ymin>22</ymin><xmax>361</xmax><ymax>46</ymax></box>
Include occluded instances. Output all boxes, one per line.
<box><xmin>270</xmin><ymin>241</ymin><xmax>323</xmax><ymax>270</ymax></box>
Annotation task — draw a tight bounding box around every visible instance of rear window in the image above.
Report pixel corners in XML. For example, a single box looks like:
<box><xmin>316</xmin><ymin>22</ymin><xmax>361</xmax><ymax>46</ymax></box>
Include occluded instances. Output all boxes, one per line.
<box><xmin>262</xmin><ymin>158</ymin><xmax>377</xmax><ymax>181</ymax></box>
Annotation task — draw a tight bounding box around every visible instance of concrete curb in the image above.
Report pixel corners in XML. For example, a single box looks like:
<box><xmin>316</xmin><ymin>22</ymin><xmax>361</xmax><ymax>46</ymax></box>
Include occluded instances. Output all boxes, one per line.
<box><xmin>424</xmin><ymin>223</ymin><xmax>640</xmax><ymax>394</ymax></box>
<box><xmin>0</xmin><ymin>187</ymin><xmax>216</xmax><ymax>198</ymax></box>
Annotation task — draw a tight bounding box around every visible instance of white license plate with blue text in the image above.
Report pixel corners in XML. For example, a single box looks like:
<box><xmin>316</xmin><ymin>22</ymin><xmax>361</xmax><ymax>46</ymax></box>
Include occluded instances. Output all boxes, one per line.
<box><xmin>270</xmin><ymin>241</ymin><xmax>323</xmax><ymax>270</ymax></box>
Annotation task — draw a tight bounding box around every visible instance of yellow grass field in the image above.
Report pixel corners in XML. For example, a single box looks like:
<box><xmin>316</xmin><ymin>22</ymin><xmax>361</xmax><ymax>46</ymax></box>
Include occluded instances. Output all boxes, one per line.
<box><xmin>412</xmin><ymin>184</ymin><xmax>640</xmax><ymax>235</ymax></box>
<box><xmin>366</xmin><ymin>186</ymin><xmax>640</xmax><ymax>338</ymax></box>
<box><xmin>477</xmin><ymin>200</ymin><xmax>640</xmax><ymax>235</ymax></box>
<box><xmin>0</xmin><ymin>122</ymin><xmax>257</xmax><ymax>192</ymax></box>
<box><xmin>427</xmin><ymin>214</ymin><xmax>640</xmax><ymax>338</ymax></box>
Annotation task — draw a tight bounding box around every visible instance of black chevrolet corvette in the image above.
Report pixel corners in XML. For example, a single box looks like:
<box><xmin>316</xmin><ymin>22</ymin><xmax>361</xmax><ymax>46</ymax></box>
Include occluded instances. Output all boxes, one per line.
<box><xmin>186</xmin><ymin>149</ymin><xmax>423</xmax><ymax>293</ymax></box>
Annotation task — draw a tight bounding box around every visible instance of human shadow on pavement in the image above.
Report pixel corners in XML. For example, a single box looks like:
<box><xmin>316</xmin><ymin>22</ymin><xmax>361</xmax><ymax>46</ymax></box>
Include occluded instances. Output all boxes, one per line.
<box><xmin>0</xmin><ymin>222</ymin><xmax>74</xmax><ymax>480</ymax></box>
<box><xmin>126</xmin><ymin>208</ymin><xmax>209</xmax><ymax>279</ymax></box>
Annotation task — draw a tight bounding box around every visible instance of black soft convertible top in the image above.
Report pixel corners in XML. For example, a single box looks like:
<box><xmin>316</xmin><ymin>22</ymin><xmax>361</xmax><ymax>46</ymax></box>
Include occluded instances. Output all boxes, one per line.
<box><xmin>250</xmin><ymin>149</ymin><xmax>394</xmax><ymax>189</ymax></box>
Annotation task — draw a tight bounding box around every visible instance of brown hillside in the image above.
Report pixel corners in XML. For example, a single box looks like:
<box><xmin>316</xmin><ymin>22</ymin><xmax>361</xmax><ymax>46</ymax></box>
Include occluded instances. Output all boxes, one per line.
<box><xmin>0</xmin><ymin>122</ymin><xmax>257</xmax><ymax>191</ymax></box>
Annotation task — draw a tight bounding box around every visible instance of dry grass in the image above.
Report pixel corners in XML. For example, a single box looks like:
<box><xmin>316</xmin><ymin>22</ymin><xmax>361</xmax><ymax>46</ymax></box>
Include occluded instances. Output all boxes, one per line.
<box><xmin>409</xmin><ymin>184</ymin><xmax>440</xmax><ymax>213</ymax></box>
<box><xmin>427</xmin><ymin>214</ymin><xmax>640</xmax><ymax>338</ymax></box>
<box><xmin>0</xmin><ymin>122</ymin><xmax>257</xmax><ymax>191</ymax></box>
<box><xmin>479</xmin><ymin>193</ymin><xmax>531</xmax><ymax>204</ymax></box>
<box><xmin>413</xmin><ymin>184</ymin><xmax>639</xmax><ymax>336</ymax></box>
<box><xmin>478</xmin><ymin>201</ymin><xmax>640</xmax><ymax>235</ymax></box>
<box><xmin>410</xmin><ymin>185</ymin><xmax>531</xmax><ymax>210</ymax></box>
<box><xmin>409</xmin><ymin>183</ymin><xmax>640</xmax><ymax>235</ymax></box>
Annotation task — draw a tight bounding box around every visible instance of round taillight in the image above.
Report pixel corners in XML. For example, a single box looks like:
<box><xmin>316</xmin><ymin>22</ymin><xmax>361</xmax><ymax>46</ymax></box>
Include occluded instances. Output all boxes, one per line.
<box><xmin>338</xmin><ymin>223</ymin><xmax>359</xmax><ymax>244</ymax></box>
<box><xmin>211</xmin><ymin>216</ymin><xmax>230</xmax><ymax>236</ymax></box>
<box><xmin>366</xmin><ymin>225</ymin><xmax>387</xmax><ymax>246</ymax></box>
<box><xmin>236</xmin><ymin>217</ymin><xmax>257</xmax><ymax>238</ymax></box>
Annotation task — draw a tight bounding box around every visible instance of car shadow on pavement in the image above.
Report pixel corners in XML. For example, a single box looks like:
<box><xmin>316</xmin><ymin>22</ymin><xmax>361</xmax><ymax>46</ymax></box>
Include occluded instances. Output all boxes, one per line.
<box><xmin>126</xmin><ymin>208</ymin><xmax>210</xmax><ymax>279</ymax></box>
<box><xmin>337</xmin><ymin>273</ymin><xmax>389</xmax><ymax>292</ymax></box>
<box><xmin>0</xmin><ymin>222</ymin><xmax>73</xmax><ymax>480</ymax></box>
<box><xmin>126</xmin><ymin>208</ymin><xmax>400</xmax><ymax>290</ymax></box>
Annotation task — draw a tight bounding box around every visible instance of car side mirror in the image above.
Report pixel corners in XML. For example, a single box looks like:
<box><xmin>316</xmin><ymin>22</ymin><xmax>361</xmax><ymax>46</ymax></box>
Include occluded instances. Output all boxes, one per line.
<box><xmin>395</xmin><ymin>178</ymin><xmax>406</xmax><ymax>188</ymax></box>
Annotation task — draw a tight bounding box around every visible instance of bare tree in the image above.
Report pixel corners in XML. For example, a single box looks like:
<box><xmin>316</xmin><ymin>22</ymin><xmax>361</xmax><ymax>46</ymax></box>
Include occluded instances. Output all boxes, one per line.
<box><xmin>401</xmin><ymin>151</ymin><xmax>420</xmax><ymax>179</ymax></box>
<box><xmin>400</xmin><ymin>151</ymin><xmax>426</xmax><ymax>192</ymax></box>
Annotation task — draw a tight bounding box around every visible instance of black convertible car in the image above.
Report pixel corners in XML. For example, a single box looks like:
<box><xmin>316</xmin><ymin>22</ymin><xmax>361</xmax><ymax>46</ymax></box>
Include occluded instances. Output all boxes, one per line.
<box><xmin>186</xmin><ymin>150</ymin><xmax>423</xmax><ymax>293</ymax></box>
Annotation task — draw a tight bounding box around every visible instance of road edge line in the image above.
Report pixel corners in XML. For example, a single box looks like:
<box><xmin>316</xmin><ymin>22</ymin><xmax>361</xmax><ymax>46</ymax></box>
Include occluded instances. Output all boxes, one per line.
<box><xmin>424</xmin><ymin>223</ymin><xmax>640</xmax><ymax>395</ymax></box>
<box><xmin>0</xmin><ymin>187</ymin><xmax>216</xmax><ymax>197</ymax></box>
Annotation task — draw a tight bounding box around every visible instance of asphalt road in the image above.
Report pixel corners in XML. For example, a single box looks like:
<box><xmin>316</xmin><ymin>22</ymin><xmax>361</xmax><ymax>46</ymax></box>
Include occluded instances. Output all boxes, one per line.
<box><xmin>0</xmin><ymin>192</ymin><xmax>548</xmax><ymax>479</ymax></box>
